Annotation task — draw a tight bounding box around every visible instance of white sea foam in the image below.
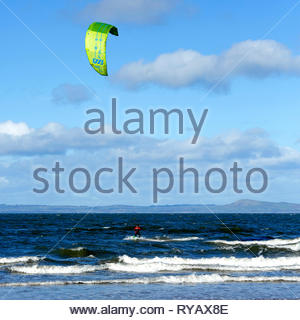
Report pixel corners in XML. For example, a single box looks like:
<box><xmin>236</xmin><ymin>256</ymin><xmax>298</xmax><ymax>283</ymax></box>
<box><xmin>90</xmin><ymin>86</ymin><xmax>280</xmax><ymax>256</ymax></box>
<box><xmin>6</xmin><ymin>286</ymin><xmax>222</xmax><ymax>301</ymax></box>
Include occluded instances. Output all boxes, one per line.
<box><xmin>103</xmin><ymin>255</ymin><xmax>300</xmax><ymax>273</ymax></box>
<box><xmin>1</xmin><ymin>274</ymin><xmax>300</xmax><ymax>287</ymax></box>
<box><xmin>0</xmin><ymin>256</ymin><xmax>40</xmax><ymax>265</ymax></box>
<box><xmin>9</xmin><ymin>264</ymin><xmax>104</xmax><ymax>274</ymax></box>
<box><xmin>209</xmin><ymin>237</ymin><xmax>300</xmax><ymax>251</ymax></box>
<box><xmin>123</xmin><ymin>236</ymin><xmax>200</xmax><ymax>242</ymax></box>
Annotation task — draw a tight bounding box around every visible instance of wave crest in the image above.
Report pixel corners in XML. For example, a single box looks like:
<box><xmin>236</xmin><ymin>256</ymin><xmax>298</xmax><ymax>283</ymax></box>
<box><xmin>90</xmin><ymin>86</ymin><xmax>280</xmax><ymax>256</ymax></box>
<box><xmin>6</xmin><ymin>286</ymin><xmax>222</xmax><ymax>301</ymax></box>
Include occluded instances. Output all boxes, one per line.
<box><xmin>103</xmin><ymin>255</ymin><xmax>300</xmax><ymax>273</ymax></box>
<box><xmin>0</xmin><ymin>256</ymin><xmax>40</xmax><ymax>265</ymax></box>
<box><xmin>209</xmin><ymin>237</ymin><xmax>300</xmax><ymax>252</ymax></box>
<box><xmin>2</xmin><ymin>274</ymin><xmax>300</xmax><ymax>287</ymax></box>
<box><xmin>9</xmin><ymin>264</ymin><xmax>104</xmax><ymax>274</ymax></box>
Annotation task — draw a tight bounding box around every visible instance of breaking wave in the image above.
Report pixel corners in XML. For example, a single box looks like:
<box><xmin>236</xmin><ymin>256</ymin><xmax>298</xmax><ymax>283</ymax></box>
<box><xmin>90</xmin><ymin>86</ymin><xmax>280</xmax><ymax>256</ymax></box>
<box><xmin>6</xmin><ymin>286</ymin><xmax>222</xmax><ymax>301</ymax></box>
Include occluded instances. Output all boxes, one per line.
<box><xmin>209</xmin><ymin>237</ymin><xmax>300</xmax><ymax>252</ymax></box>
<box><xmin>1</xmin><ymin>274</ymin><xmax>300</xmax><ymax>287</ymax></box>
<box><xmin>103</xmin><ymin>255</ymin><xmax>300</xmax><ymax>273</ymax></box>
<box><xmin>0</xmin><ymin>256</ymin><xmax>40</xmax><ymax>265</ymax></box>
<box><xmin>9</xmin><ymin>264</ymin><xmax>104</xmax><ymax>274</ymax></box>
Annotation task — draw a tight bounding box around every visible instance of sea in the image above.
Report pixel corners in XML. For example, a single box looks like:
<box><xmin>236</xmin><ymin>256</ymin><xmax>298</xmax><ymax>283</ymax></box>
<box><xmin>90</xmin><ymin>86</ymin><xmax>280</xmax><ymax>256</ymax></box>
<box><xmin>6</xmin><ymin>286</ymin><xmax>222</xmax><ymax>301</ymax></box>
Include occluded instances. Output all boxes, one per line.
<box><xmin>0</xmin><ymin>213</ymin><xmax>300</xmax><ymax>299</ymax></box>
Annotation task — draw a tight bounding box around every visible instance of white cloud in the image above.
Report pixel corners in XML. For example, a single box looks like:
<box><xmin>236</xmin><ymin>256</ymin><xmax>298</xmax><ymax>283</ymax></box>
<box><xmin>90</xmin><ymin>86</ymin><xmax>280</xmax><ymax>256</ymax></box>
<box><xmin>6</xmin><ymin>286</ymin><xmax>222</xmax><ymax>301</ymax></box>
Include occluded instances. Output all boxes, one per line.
<box><xmin>0</xmin><ymin>121</ymin><xmax>299</xmax><ymax>172</ymax></box>
<box><xmin>0</xmin><ymin>121</ymin><xmax>150</xmax><ymax>156</ymax></box>
<box><xmin>51</xmin><ymin>83</ymin><xmax>93</xmax><ymax>105</ymax></box>
<box><xmin>0</xmin><ymin>121</ymin><xmax>300</xmax><ymax>205</ymax></box>
<box><xmin>115</xmin><ymin>40</ymin><xmax>300</xmax><ymax>89</ymax></box>
<box><xmin>249</xmin><ymin>146</ymin><xmax>300</xmax><ymax>169</ymax></box>
<box><xmin>0</xmin><ymin>121</ymin><xmax>33</xmax><ymax>137</ymax></box>
<box><xmin>77</xmin><ymin>0</ymin><xmax>179</xmax><ymax>24</ymax></box>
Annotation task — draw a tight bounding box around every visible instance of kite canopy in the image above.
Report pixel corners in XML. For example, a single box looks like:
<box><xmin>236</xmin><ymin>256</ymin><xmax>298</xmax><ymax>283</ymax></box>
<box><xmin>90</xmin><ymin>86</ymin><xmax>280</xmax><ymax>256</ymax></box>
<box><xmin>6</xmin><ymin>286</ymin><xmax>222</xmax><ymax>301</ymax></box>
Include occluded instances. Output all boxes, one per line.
<box><xmin>85</xmin><ymin>22</ymin><xmax>119</xmax><ymax>76</ymax></box>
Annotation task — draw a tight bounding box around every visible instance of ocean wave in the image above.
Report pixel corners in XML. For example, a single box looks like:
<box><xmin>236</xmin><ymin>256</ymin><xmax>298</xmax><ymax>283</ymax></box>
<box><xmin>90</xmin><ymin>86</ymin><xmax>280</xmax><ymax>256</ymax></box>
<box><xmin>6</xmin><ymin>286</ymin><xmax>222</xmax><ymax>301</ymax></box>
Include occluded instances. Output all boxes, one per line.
<box><xmin>55</xmin><ymin>247</ymin><xmax>92</xmax><ymax>258</ymax></box>
<box><xmin>209</xmin><ymin>237</ymin><xmax>300</xmax><ymax>251</ymax></box>
<box><xmin>10</xmin><ymin>254</ymin><xmax>300</xmax><ymax>275</ymax></box>
<box><xmin>0</xmin><ymin>256</ymin><xmax>40</xmax><ymax>265</ymax></box>
<box><xmin>55</xmin><ymin>247</ymin><xmax>116</xmax><ymax>258</ymax></box>
<box><xmin>1</xmin><ymin>274</ymin><xmax>300</xmax><ymax>287</ymax></box>
<box><xmin>9</xmin><ymin>264</ymin><xmax>104</xmax><ymax>274</ymax></box>
<box><xmin>123</xmin><ymin>236</ymin><xmax>200</xmax><ymax>242</ymax></box>
<box><xmin>103</xmin><ymin>255</ymin><xmax>300</xmax><ymax>273</ymax></box>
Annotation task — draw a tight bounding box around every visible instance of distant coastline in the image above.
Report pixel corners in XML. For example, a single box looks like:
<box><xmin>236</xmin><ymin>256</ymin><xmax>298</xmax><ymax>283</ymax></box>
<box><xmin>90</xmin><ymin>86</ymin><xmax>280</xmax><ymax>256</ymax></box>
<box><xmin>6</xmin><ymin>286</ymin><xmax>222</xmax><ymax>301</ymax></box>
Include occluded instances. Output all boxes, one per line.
<box><xmin>0</xmin><ymin>199</ymin><xmax>300</xmax><ymax>214</ymax></box>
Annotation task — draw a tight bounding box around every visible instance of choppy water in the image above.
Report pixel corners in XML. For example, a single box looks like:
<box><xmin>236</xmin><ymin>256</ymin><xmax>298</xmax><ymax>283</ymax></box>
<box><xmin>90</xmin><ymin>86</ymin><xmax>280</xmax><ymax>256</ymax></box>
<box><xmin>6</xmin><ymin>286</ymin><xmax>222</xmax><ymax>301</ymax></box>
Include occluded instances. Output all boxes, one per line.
<box><xmin>0</xmin><ymin>213</ymin><xmax>300</xmax><ymax>299</ymax></box>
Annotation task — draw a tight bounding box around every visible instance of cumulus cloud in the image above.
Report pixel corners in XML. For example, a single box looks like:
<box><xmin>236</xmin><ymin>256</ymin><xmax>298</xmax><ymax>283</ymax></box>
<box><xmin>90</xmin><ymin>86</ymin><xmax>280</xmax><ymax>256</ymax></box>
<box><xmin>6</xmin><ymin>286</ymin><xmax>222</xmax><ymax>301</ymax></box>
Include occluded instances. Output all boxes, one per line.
<box><xmin>0</xmin><ymin>121</ymin><xmax>299</xmax><ymax>172</ymax></box>
<box><xmin>76</xmin><ymin>0</ymin><xmax>179</xmax><ymax>24</ymax></box>
<box><xmin>1</xmin><ymin>120</ymin><xmax>300</xmax><ymax>204</ymax></box>
<box><xmin>0</xmin><ymin>121</ymin><xmax>150</xmax><ymax>156</ymax></box>
<box><xmin>114</xmin><ymin>40</ymin><xmax>300</xmax><ymax>89</ymax></box>
<box><xmin>125</xmin><ymin>128</ymin><xmax>287</xmax><ymax>167</ymax></box>
<box><xmin>0</xmin><ymin>121</ymin><xmax>33</xmax><ymax>137</ymax></box>
<box><xmin>51</xmin><ymin>83</ymin><xmax>93</xmax><ymax>105</ymax></box>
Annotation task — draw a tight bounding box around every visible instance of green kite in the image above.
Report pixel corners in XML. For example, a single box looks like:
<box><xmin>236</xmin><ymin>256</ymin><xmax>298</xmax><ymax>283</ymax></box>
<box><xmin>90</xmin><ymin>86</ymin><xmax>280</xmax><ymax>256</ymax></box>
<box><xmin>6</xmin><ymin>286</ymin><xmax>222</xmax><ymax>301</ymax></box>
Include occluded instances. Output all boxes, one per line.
<box><xmin>85</xmin><ymin>22</ymin><xmax>119</xmax><ymax>76</ymax></box>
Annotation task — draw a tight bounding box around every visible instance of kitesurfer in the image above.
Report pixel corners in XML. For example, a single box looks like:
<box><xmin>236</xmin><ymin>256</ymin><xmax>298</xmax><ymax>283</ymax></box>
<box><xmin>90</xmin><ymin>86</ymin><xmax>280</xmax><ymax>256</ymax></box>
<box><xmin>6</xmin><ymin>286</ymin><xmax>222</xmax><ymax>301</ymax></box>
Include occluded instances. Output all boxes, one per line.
<box><xmin>134</xmin><ymin>225</ymin><xmax>141</xmax><ymax>237</ymax></box>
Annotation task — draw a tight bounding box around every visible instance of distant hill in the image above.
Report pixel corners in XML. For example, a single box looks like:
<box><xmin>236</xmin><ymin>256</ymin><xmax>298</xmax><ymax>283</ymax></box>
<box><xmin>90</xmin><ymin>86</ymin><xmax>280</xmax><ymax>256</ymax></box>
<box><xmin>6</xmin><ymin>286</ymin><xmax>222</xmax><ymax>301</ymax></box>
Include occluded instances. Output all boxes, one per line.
<box><xmin>0</xmin><ymin>199</ymin><xmax>300</xmax><ymax>213</ymax></box>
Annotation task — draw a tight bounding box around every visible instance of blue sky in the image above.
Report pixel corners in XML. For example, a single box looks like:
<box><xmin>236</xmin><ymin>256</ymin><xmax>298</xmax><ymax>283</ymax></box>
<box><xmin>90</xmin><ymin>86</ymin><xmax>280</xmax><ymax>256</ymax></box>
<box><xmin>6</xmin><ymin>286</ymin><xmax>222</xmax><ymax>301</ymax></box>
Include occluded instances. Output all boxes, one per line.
<box><xmin>1</xmin><ymin>0</ymin><xmax>300</xmax><ymax>205</ymax></box>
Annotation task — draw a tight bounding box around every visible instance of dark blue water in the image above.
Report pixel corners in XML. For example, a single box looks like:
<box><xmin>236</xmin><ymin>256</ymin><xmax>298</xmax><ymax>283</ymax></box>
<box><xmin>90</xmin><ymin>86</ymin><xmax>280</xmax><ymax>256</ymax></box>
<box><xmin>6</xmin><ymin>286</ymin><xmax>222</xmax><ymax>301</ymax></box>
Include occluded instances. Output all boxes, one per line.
<box><xmin>0</xmin><ymin>213</ymin><xmax>300</xmax><ymax>299</ymax></box>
